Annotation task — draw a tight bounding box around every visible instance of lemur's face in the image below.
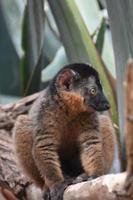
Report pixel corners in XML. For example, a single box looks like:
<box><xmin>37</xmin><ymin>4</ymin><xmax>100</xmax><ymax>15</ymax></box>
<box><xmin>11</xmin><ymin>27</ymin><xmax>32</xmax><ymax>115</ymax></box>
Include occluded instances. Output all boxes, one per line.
<box><xmin>75</xmin><ymin>76</ymin><xmax>110</xmax><ymax>111</ymax></box>
<box><xmin>55</xmin><ymin>64</ymin><xmax>110</xmax><ymax>112</ymax></box>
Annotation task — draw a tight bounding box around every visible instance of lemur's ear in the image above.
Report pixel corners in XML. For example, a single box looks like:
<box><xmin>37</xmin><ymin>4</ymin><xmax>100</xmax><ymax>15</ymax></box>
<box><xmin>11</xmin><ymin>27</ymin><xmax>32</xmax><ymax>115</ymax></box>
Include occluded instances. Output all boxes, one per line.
<box><xmin>56</xmin><ymin>68</ymin><xmax>79</xmax><ymax>90</ymax></box>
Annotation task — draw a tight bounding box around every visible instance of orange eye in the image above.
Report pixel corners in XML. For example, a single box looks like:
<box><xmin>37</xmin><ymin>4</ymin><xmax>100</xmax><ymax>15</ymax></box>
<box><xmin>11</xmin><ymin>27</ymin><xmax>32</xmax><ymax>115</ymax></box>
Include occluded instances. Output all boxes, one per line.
<box><xmin>90</xmin><ymin>88</ymin><xmax>96</xmax><ymax>96</ymax></box>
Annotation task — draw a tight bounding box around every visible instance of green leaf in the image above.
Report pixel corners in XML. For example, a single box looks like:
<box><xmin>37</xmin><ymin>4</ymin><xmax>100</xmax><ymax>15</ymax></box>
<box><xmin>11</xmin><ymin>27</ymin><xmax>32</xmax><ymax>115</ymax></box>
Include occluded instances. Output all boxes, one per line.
<box><xmin>106</xmin><ymin>0</ymin><xmax>133</xmax><ymax>162</ymax></box>
<box><xmin>20</xmin><ymin>0</ymin><xmax>45</xmax><ymax>96</ymax></box>
<box><xmin>42</xmin><ymin>46</ymin><xmax>68</xmax><ymax>82</ymax></box>
<box><xmin>0</xmin><ymin>0</ymin><xmax>45</xmax><ymax>96</ymax></box>
<box><xmin>43</xmin><ymin>16</ymin><xmax>61</xmax><ymax>62</ymax></box>
<box><xmin>102</xmin><ymin>29</ymin><xmax>116</xmax><ymax>78</ymax></box>
<box><xmin>75</xmin><ymin>0</ymin><xmax>116</xmax><ymax>78</ymax></box>
<box><xmin>48</xmin><ymin>0</ymin><xmax>118</xmax><ymax>124</ymax></box>
<box><xmin>0</xmin><ymin>0</ymin><xmax>26</xmax><ymax>58</ymax></box>
<box><xmin>75</xmin><ymin>0</ymin><xmax>101</xmax><ymax>34</ymax></box>
<box><xmin>95</xmin><ymin>17</ymin><xmax>106</xmax><ymax>55</ymax></box>
<box><xmin>0</xmin><ymin>0</ymin><xmax>26</xmax><ymax>96</ymax></box>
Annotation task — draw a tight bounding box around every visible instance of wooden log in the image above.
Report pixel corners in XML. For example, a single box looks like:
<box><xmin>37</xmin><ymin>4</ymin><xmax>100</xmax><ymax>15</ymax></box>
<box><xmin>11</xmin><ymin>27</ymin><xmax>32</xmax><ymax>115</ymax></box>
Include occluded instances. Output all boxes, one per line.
<box><xmin>64</xmin><ymin>173</ymin><xmax>131</xmax><ymax>200</ymax></box>
<box><xmin>0</xmin><ymin>92</ymin><xmax>40</xmax><ymax>131</ymax></box>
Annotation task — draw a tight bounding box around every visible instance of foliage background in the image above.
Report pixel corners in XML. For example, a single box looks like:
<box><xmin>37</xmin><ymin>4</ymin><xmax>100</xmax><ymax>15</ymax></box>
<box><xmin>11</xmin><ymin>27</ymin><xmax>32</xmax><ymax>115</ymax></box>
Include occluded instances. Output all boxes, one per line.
<box><xmin>0</xmin><ymin>0</ymin><xmax>115</xmax><ymax>97</ymax></box>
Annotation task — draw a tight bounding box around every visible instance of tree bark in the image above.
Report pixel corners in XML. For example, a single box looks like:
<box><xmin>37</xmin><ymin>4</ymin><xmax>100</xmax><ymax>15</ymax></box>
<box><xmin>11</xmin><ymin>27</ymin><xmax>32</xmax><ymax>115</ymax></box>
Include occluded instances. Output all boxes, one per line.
<box><xmin>0</xmin><ymin>92</ymin><xmax>42</xmax><ymax>200</ymax></box>
<box><xmin>0</xmin><ymin>83</ymin><xmax>132</xmax><ymax>199</ymax></box>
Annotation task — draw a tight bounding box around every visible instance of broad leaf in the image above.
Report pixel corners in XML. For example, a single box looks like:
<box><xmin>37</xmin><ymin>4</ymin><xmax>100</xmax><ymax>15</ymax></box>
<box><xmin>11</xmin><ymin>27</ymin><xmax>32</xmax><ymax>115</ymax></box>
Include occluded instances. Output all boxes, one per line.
<box><xmin>95</xmin><ymin>17</ymin><xmax>106</xmax><ymax>55</ymax></box>
<box><xmin>106</xmin><ymin>0</ymin><xmax>133</xmax><ymax>160</ymax></box>
<box><xmin>21</xmin><ymin>0</ymin><xmax>45</xmax><ymax>95</ymax></box>
<box><xmin>75</xmin><ymin>0</ymin><xmax>115</xmax><ymax>78</ymax></box>
<box><xmin>42</xmin><ymin>46</ymin><xmax>68</xmax><ymax>82</ymax></box>
<box><xmin>0</xmin><ymin>0</ymin><xmax>26</xmax><ymax>58</ymax></box>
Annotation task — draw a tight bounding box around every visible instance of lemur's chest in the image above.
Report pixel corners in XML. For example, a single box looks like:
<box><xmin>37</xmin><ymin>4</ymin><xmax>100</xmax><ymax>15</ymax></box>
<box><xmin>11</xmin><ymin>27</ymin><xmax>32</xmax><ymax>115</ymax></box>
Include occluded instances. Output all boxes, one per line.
<box><xmin>58</xmin><ymin>112</ymin><xmax>97</xmax><ymax>153</ymax></box>
<box><xmin>58</xmin><ymin>117</ymin><xmax>86</xmax><ymax>154</ymax></box>
<box><xmin>57</xmin><ymin>122</ymin><xmax>78</xmax><ymax>154</ymax></box>
<box><xmin>57</xmin><ymin>121</ymin><xmax>84</xmax><ymax>176</ymax></box>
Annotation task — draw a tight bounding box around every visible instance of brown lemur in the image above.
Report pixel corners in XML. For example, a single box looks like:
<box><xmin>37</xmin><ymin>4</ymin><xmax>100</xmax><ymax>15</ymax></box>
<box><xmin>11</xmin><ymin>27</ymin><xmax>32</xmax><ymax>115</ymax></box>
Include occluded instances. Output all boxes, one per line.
<box><xmin>13</xmin><ymin>63</ymin><xmax>115</xmax><ymax>199</ymax></box>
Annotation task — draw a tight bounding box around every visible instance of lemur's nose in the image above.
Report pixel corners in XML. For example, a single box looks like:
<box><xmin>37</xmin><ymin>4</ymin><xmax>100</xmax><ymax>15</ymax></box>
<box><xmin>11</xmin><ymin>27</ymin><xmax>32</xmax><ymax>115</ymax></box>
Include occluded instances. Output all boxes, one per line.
<box><xmin>103</xmin><ymin>102</ymin><xmax>110</xmax><ymax>110</ymax></box>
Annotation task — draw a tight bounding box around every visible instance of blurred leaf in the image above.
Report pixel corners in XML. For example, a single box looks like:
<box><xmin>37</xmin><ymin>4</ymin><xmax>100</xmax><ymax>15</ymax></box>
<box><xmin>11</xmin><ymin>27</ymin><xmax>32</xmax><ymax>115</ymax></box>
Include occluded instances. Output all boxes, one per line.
<box><xmin>42</xmin><ymin>46</ymin><xmax>68</xmax><ymax>82</ymax></box>
<box><xmin>45</xmin><ymin>1</ymin><xmax>60</xmax><ymax>39</ymax></box>
<box><xmin>43</xmin><ymin>19</ymin><xmax>61</xmax><ymax>62</ymax></box>
<box><xmin>0</xmin><ymin>0</ymin><xmax>26</xmax><ymax>58</ymax></box>
<box><xmin>75</xmin><ymin>0</ymin><xmax>101</xmax><ymax>34</ymax></box>
<box><xmin>21</xmin><ymin>0</ymin><xmax>45</xmax><ymax>96</ymax></box>
<box><xmin>48</xmin><ymin>0</ymin><xmax>88</xmax><ymax>62</ymax></box>
<box><xmin>98</xmin><ymin>0</ymin><xmax>107</xmax><ymax>8</ymax></box>
<box><xmin>0</xmin><ymin>0</ymin><xmax>24</xmax><ymax>96</ymax></box>
<box><xmin>95</xmin><ymin>17</ymin><xmax>106</xmax><ymax>54</ymax></box>
<box><xmin>75</xmin><ymin>0</ymin><xmax>115</xmax><ymax>78</ymax></box>
<box><xmin>106</xmin><ymin>0</ymin><xmax>133</xmax><ymax>164</ymax></box>
<box><xmin>102</xmin><ymin>29</ymin><xmax>116</xmax><ymax>78</ymax></box>
<box><xmin>48</xmin><ymin>0</ymin><xmax>117</xmax><ymax>124</ymax></box>
<box><xmin>0</xmin><ymin>0</ymin><xmax>45</xmax><ymax>96</ymax></box>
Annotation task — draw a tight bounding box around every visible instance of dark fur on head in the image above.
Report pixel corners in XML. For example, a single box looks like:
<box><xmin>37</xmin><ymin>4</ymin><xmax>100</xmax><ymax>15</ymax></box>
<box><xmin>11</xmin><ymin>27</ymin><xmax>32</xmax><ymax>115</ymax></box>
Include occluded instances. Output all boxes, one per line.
<box><xmin>50</xmin><ymin>63</ymin><xmax>102</xmax><ymax>94</ymax></box>
<box><xmin>49</xmin><ymin>63</ymin><xmax>110</xmax><ymax>111</ymax></box>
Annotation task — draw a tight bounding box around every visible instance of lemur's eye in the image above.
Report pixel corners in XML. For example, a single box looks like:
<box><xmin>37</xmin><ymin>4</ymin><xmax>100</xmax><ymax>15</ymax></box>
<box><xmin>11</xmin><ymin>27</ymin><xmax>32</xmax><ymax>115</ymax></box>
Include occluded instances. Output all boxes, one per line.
<box><xmin>90</xmin><ymin>88</ymin><xmax>96</xmax><ymax>96</ymax></box>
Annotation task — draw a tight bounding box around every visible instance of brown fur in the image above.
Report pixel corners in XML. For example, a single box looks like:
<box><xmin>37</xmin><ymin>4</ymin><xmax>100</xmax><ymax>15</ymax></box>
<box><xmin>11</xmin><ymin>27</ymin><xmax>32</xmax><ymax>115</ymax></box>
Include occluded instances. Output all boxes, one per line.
<box><xmin>13</xmin><ymin>65</ymin><xmax>116</xmax><ymax>198</ymax></box>
<box><xmin>99</xmin><ymin>115</ymin><xmax>116</xmax><ymax>173</ymax></box>
<box><xmin>13</xmin><ymin>90</ymin><xmax>115</xmax><ymax>189</ymax></box>
<box><xmin>13</xmin><ymin>115</ymin><xmax>44</xmax><ymax>188</ymax></box>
